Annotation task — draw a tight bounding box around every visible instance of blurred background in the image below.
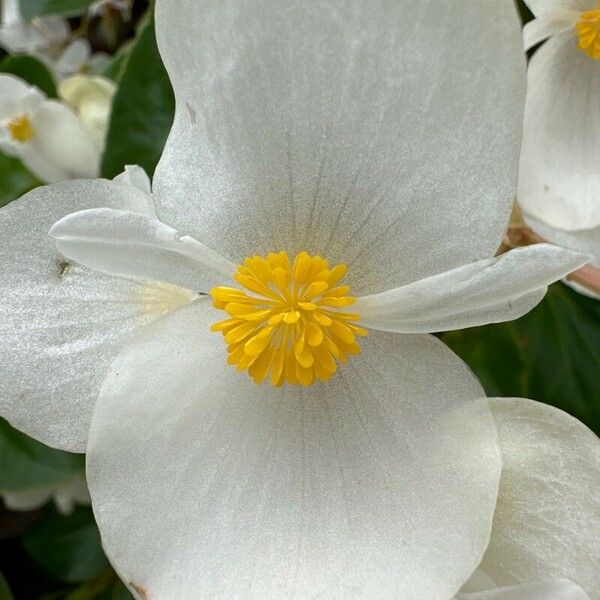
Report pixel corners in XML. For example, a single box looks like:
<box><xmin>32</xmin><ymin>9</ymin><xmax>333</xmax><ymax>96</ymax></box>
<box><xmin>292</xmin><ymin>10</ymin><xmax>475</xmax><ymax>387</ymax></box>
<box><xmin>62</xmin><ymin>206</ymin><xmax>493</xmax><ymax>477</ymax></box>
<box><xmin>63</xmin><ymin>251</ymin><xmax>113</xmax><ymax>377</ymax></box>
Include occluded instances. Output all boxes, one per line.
<box><xmin>0</xmin><ymin>0</ymin><xmax>597</xmax><ymax>598</ymax></box>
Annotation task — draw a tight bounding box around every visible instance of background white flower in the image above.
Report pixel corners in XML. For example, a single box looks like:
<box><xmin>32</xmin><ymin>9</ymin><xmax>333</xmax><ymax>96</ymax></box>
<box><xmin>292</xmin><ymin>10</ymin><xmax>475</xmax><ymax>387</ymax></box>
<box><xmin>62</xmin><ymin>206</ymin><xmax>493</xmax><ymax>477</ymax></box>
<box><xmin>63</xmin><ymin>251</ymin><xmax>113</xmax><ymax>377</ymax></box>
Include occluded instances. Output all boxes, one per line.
<box><xmin>518</xmin><ymin>0</ymin><xmax>600</xmax><ymax>271</ymax></box>
<box><xmin>2</xmin><ymin>473</ymin><xmax>90</xmax><ymax>515</ymax></box>
<box><xmin>58</xmin><ymin>74</ymin><xmax>117</xmax><ymax>150</ymax></box>
<box><xmin>0</xmin><ymin>0</ymin><xmax>109</xmax><ymax>79</ymax></box>
<box><xmin>0</xmin><ymin>74</ymin><xmax>100</xmax><ymax>182</ymax></box>
<box><xmin>455</xmin><ymin>398</ymin><xmax>599</xmax><ymax>599</ymax></box>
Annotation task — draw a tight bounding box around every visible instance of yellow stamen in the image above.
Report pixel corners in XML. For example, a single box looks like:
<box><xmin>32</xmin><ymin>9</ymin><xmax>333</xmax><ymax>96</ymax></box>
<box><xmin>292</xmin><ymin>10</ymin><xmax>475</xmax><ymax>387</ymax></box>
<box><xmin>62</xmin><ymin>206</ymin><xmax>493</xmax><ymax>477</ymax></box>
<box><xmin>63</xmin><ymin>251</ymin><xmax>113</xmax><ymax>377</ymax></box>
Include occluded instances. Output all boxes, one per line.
<box><xmin>8</xmin><ymin>114</ymin><xmax>35</xmax><ymax>143</ymax></box>
<box><xmin>576</xmin><ymin>6</ymin><xmax>600</xmax><ymax>60</ymax></box>
<box><xmin>210</xmin><ymin>251</ymin><xmax>367</xmax><ymax>387</ymax></box>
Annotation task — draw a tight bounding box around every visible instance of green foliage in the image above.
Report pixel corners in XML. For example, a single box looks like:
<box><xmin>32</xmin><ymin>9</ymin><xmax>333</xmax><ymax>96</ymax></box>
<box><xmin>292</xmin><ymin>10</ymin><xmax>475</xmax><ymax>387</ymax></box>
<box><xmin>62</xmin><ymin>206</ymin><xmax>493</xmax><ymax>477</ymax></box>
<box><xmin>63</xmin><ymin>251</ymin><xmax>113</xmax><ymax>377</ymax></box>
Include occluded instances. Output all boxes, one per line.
<box><xmin>442</xmin><ymin>283</ymin><xmax>600</xmax><ymax>434</ymax></box>
<box><xmin>0</xmin><ymin>419</ymin><xmax>84</xmax><ymax>492</ymax></box>
<box><xmin>101</xmin><ymin>21</ymin><xmax>175</xmax><ymax>178</ymax></box>
<box><xmin>19</xmin><ymin>0</ymin><xmax>95</xmax><ymax>20</ymax></box>
<box><xmin>0</xmin><ymin>55</ymin><xmax>57</xmax><ymax>97</ymax></box>
<box><xmin>22</xmin><ymin>507</ymin><xmax>109</xmax><ymax>583</ymax></box>
<box><xmin>0</xmin><ymin>154</ymin><xmax>40</xmax><ymax>209</ymax></box>
<box><xmin>0</xmin><ymin>574</ymin><xmax>14</xmax><ymax>600</ymax></box>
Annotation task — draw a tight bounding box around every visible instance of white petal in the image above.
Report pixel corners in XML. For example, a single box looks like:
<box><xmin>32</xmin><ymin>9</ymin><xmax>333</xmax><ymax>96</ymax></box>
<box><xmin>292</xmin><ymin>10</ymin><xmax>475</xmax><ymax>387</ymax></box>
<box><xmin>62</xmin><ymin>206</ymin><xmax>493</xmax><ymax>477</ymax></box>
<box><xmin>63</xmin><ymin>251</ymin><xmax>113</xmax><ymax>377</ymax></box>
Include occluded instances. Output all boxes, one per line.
<box><xmin>524</xmin><ymin>0</ymin><xmax>596</xmax><ymax>17</ymax></box>
<box><xmin>53</xmin><ymin>39</ymin><xmax>91</xmax><ymax>78</ymax></box>
<box><xmin>2</xmin><ymin>487</ymin><xmax>53</xmax><ymax>511</ymax></box>
<box><xmin>0</xmin><ymin>73</ymin><xmax>44</xmax><ymax>119</ymax></box>
<box><xmin>113</xmin><ymin>165</ymin><xmax>153</xmax><ymax>198</ymax></box>
<box><xmin>153</xmin><ymin>0</ymin><xmax>525</xmax><ymax>294</ymax></box>
<box><xmin>1</xmin><ymin>0</ymin><xmax>21</xmax><ymax>26</ymax></box>
<box><xmin>480</xmin><ymin>398</ymin><xmax>600</xmax><ymax>599</ymax></box>
<box><xmin>50</xmin><ymin>208</ymin><xmax>235</xmax><ymax>292</ymax></box>
<box><xmin>518</xmin><ymin>33</ymin><xmax>600</xmax><ymax>232</ymax></box>
<box><xmin>18</xmin><ymin>144</ymin><xmax>72</xmax><ymax>183</ymax></box>
<box><xmin>524</xmin><ymin>212</ymin><xmax>600</xmax><ymax>267</ymax></box>
<box><xmin>355</xmin><ymin>245</ymin><xmax>587</xmax><ymax>334</ymax></box>
<box><xmin>88</xmin><ymin>300</ymin><xmax>501</xmax><ymax>600</ymax></box>
<box><xmin>30</xmin><ymin>100</ymin><xmax>100</xmax><ymax>181</ymax></box>
<box><xmin>523</xmin><ymin>12</ymin><xmax>580</xmax><ymax>51</ymax></box>
<box><xmin>0</xmin><ymin>179</ymin><xmax>195</xmax><ymax>452</ymax></box>
<box><xmin>457</xmin><ymin>579</ymin><xmax>590</xmax><ymax>600</ymax></box>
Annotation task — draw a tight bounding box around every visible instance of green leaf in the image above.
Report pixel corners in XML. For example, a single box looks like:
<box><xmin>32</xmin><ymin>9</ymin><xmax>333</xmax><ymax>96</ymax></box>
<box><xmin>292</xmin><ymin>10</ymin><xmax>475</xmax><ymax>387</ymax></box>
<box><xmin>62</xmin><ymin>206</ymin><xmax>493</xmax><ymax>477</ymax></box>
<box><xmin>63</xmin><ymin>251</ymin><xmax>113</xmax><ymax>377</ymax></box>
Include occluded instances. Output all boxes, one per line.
<box><xmin>441</xmin><ymin>283</ymin><xmax>600</xmax><ymax>434</ymax></box>
<box><xmin>101</xmin><ymin>20</ymin><xmax>175</xmax><ymax>178</ymax></box>
<box><xmin>22</xmin><ymin>507</ymin><xmax>109</xmax><ymax>583</ymax></box>
<box><xmin>20</xmin><ymin>0</ymin><xmax>94</xmax><ymax>20</ymax></box>
<box><xmin>101</xmin><ymin>41</ymin><xmax>132</xmax><ymax>83</ymax></box>
<box><xmin>0</xmin><ymin>573</ymin><xmax>14</xmax><ymax>600</ymax></box>
<box><xmin>0</xmin><ymin>55</ymin><xmax>57</xmax><ymax>97</ymax></box>
<box><xmin>0</xmin><ymin>418</ymin><xmax>84</xmax><ymax>492</ymax></box>
<box><xmin>0</xmin><ymin>154</ymin><xmax>40</xmax><ymax>209</ymax></box>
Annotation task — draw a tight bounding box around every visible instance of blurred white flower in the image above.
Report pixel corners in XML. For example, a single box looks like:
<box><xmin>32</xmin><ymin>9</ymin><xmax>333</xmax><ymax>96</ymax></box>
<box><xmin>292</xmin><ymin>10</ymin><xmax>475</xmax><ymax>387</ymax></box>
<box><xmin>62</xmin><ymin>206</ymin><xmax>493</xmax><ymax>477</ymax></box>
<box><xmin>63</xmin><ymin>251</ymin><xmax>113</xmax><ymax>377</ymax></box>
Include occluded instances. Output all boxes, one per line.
<box><xmin>58</xmin><ymin>74</ymin><xmax>116</xmax><ymax>149</ymax></box>
<box><xmin>52</xmin><ymin>38</ymin><xmax>110</xmax><ymax>80</ymax></box>
<box><xmin>518</xmin><ymin>0</ymin><xmax>600</xmax><ymax>275</ymax></box>
<box><xmin>0</xmin><ymin>74</ymin><xmax>100</xmax><ymax>182</ymax></box>
<box><xmin>0</xmin><ymin>0</ymin><xmax>592</xmax><ymax>598</ymax></box>
<box><xmin>0</xmin><ymin>0</ymin><xmax>109</xmax><ymax>79</ymax></box>
<box><xmin>0</xmin><ymin>0</ymin><xmax>69</xmax><ymax>56</ymax></box>
<box><xmin>2</xmin><ymin>473</ymin><xmax>90</xmax><ymax>515</ymax></box>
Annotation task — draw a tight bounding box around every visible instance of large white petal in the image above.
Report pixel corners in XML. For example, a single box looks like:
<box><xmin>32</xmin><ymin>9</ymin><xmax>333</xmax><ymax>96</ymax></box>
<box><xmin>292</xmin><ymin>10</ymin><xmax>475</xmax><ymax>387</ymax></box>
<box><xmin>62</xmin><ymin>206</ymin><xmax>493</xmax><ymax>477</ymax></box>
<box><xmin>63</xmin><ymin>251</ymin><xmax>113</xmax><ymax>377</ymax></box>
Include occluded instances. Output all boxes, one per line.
<box><xmin>153</xmin><ymin>0</ymin><xmax>525</xmax><ymax>295</ymax></box>
<box><xmin>479</xmin><ymin>398</ymin><xmax>600</xmax><ymax>599</ymax></box>
<box><xmin>0</xmin><ymin>180</ymin><xmax>196</xmax><ymax>452</ymax></box>
<box><xmin>457</xmin><ymin>579</ymin><xmax>590</xmax><ymax>600</ymax></box>
<box><xmin>30</xmin><ymin>100</ymin><xmax>100</xmax><ymax>181</ymax></box>
<box><xmin>355</xmin><ymin>245</ymin><xmax>587</xmax><ymax>333</ymax></box>
<box><xmin>524</xmin><ymin>0</ymin><xmax>596</xmax><ymax>17</ymax></box>
<box><xmin>50</xmin><ymin>208</ymin><xmax>235</xmax><ymax>293</ymax></box>
<box><xmin>88</xmin><ymin>300</ymin><xmax>501</xmax><ymax>600</ymax></box>
<box><xmin>518</xmin><ymin>33</ymin><xmax>600</xmax><ymax>232</ymax></box>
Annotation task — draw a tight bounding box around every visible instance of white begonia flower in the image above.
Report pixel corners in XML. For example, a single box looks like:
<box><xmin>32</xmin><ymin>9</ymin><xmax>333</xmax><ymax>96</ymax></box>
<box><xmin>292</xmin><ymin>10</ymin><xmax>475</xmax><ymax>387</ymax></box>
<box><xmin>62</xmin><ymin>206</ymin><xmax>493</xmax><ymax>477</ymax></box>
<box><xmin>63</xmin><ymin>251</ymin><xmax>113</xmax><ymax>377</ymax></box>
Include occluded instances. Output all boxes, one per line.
<box><xmin>0</xmin><ymin>0</ymin><xmax>109</xmax><ymax>79</ymax></box>
<box><xmin>517</xmin><ymin>0</ymin><xmax>600</xmax><ymax>268</ymax></box>
<box><xmin>2</xmin><ymin>472</ymin><xmax>90</xmax><ymax>515</ymax></box>
<box><xmin>0</xmin><ymin>0</ymin><xmax>592</xmax><ymax>596</ymax></box>
<box><xmin>454</xmin><ymin>398</ymin><xmax>599</xmax><ymax>600</ymax></box>
<box><xmin>0</xmin><ymin>0</ymin><xmax>69</xmax><ymax>57</ymax></box>
<box><xmin>0</xmin><ymin>74</ymin><xmax>100</xmax><ymax>182</ymax></box>
<box><xmin>52</xmin><ymin>38</ymin><xmax>110</xmax><ymax>80</ymax></box>
<box><xmin>58</xmin><ymin>74</ymin><xmax>117</xmax><ymax>149</ymax></box>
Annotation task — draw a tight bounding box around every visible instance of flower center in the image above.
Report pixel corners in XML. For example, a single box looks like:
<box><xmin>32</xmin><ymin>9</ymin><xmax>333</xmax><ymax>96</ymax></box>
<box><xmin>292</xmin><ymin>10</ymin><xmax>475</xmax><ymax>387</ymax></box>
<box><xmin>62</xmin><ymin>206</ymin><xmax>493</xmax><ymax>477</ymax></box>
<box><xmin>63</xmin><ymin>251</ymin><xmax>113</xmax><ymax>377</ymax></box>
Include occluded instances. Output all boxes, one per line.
<box><xmin>210</xmin><ymin>251</ymin><xmax>367</xmax><ymax>387</ymax></box>
<box><xmin>7</xmin><ymin>114</ymin><xmax>35</xmax><ymax>143</ymax></box>
<box><xmin>576</xmin><ymin>6</ymin><xmax>600</xmax><ymax>59</ymax></box>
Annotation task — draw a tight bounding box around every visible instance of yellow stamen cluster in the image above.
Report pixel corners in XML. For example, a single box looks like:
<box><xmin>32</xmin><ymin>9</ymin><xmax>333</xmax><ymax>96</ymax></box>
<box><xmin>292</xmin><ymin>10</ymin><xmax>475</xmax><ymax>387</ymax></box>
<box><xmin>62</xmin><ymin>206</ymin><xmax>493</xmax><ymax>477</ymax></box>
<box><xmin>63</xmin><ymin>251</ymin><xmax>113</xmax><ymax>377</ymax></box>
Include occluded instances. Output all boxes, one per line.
<box><xmin>8</xmin><ymin>114</ymin><xmax>35</xmax><ymax>143</ymax></box>
<box><xmin>576</xmin><ymin>7</ymin><xmax>600</xmax><ymax>59</ymax></box>
<box><xmin>210</xmin><ymin>251</ymin><xmax>367</xmax><ymax>387</ymax></box>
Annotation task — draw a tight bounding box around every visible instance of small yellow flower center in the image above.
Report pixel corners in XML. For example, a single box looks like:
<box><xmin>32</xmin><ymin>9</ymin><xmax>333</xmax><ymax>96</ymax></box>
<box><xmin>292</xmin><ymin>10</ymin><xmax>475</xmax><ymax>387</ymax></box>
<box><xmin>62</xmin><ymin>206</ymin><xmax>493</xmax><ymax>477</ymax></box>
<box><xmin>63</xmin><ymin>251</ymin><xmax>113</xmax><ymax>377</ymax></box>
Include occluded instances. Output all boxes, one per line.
<box><xmin>210</xmin><ymin>251</ymin><xmax>367</xmax><ymax>387</ymax></box>
<box><xmin>7</xmin><ymin>114</ymin><xmax>35</xmax><ymax>143</ymax></box>
<box><xmin>576</xmin><ymin>6</ymin><xmax>600</xmax><ymax>59</ymax></box>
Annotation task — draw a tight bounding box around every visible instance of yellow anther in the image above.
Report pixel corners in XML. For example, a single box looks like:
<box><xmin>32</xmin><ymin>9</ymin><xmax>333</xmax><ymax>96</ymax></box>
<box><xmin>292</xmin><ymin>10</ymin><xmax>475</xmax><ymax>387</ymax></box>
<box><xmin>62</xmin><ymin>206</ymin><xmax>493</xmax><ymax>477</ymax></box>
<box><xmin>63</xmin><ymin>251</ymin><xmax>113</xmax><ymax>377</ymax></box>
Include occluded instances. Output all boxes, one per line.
<box><xmin>8</xmin><ymin>114</ymin><xmax>34</xmax><ymax>143</ymax></box>
<box><xmin>210</xmin><ymin>251</ymin><xmax>367</xmax><ymax>386</ymax></box>
<box><xmin>576</xmin><ymin>6</ymin><xmax>600</xmax><ymax>59</ymax></box>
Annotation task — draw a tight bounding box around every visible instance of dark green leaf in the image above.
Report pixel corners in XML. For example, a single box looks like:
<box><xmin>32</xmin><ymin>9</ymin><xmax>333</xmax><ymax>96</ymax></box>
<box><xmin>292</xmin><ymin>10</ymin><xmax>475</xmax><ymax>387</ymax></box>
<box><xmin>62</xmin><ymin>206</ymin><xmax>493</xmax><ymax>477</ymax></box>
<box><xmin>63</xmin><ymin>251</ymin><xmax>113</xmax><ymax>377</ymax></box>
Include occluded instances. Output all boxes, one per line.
<box><xmin>101</xmin><ymin>20</ymin><xmax>175</xmax><ymax>178</ymax></box>
<box><xmin>22</xmin><ymin>507</ymin><xmax>109</xmax><ymax>583</ymax></box>
<box><xmin>0</xmin><ymin>418</ymin><xmax>84</xmax><ymax>492</ymax></box>
<box><xmin>97</xmin><ymin>581</ymin><xmax>135</xmax><ymax>600</ymax></box>
<box><xmin>20</xmin><ymin>0</ymin><xmax>94</xmax><ymax>20</ymax></box>
<box><xmin>441</xmin><ymin>283</ymin><xmax>600</xmax><ymax>433</ymax></box>
<box><xmin>0</xmin><ymin>154</ymin><xmax>40</xmax><ymax>209</ymax></box>
<box><xmin>0</xmin><ymin>573</ymin><xmax>14</xmax><ymax>600</ymax></box>
<box><xmin>0</xmin><ymin>55</ymin><xmax>56</xmax><ymax>97</ymax></box>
